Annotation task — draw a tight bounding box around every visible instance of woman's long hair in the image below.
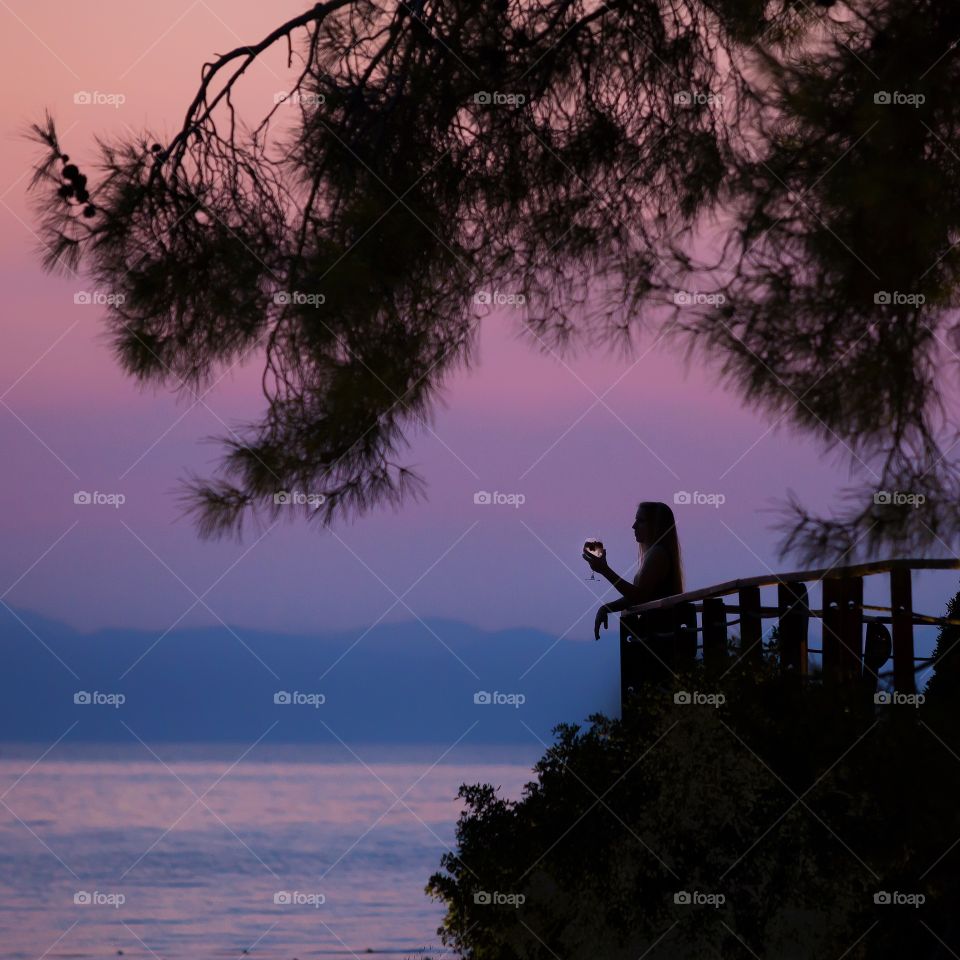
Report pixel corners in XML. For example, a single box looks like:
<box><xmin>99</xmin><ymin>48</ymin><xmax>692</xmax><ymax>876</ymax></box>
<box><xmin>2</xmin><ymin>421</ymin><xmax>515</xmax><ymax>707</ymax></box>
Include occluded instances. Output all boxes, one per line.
<box><xmin>636</xmin><ymin>501</ymin><xmax>685</xmax><ymax>595</ymax></box>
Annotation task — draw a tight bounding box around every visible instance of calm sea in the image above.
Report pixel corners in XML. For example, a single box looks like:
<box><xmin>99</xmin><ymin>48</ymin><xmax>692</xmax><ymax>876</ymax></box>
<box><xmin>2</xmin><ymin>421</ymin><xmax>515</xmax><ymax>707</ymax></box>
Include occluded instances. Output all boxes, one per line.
<box><xmin>0</xmin><ymin>742</ymin><xmax>541</xmax><ymax>959</ymax></box>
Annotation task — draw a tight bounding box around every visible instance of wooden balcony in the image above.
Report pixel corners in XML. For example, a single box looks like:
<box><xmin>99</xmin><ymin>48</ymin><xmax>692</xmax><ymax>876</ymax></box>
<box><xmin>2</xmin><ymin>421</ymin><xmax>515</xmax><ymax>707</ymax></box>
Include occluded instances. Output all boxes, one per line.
<box><xmin>618</xmin><ymin>557</ymin><xmax>960</xmax><ymax>709</ymax></box>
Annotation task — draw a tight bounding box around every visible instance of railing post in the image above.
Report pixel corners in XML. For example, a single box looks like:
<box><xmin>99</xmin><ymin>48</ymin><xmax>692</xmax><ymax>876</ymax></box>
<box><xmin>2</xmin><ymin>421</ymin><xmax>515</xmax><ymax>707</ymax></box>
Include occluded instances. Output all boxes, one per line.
<box><xmin>674</xmin><ymin>602</ymin><xmax>698</xmax><ymax>672</ymax></box>
<box><xmin>777</xmin><ymin>581</ymin><xmax>809</xmax><ymax>677</ymax></box>
<box><xmin>646</xmin><ymin>608</ymin><xmax>676</xmax><ymax>685</ymax></box>
<box><xmin>620</xmin><ymin>611</ymin><xmax>644</xmax><ymax>713</ymax></box>
<box><xmin>822</xmin><ymin>576</ymin><xmax>863</xmax><ymax>685</ymax></box>
<box><xmin>821</xmin><ymin>577</ymin><xmax>842</xmax><ymax>683</ymax></box>
<box><xmin>738</xmin><ymin>586</ymin><xmax>763</xmax><ymax>663</ymax></box>
<box><xmin>701</xmin><ymin>597</ymin><xmax>727</xmax><ymax>669</ymax></box>
<box><xmin>890</xmin><ymin>567</ymin><xmax>916</xmax><ymax>695</ymax></box>
<box><xmin>840</xmin><ymin>576</ymin><xmax>864</xmax><ymax>682</ymax></box>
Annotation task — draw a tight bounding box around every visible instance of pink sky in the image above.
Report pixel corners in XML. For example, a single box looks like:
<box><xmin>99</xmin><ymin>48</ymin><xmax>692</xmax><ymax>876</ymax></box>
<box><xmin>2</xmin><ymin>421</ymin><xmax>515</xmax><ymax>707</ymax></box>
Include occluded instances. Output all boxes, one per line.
<box><xmin>1</xmin><ymin>0</ymin><xmax>956</xmax><ymax>644</ymax></box>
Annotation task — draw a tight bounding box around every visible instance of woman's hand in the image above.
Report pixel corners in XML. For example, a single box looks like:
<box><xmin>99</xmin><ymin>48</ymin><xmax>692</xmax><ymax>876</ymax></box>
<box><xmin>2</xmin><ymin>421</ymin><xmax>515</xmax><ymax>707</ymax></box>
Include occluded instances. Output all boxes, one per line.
<box><xmin>582</xmin><ymin>545</ymin><xmax>609</xmax><ymax>574</ymax></box>
<box><xmin>594</xmin><ymin>604</ymin><xmax>610</xmax><ymax>641</ymax></box>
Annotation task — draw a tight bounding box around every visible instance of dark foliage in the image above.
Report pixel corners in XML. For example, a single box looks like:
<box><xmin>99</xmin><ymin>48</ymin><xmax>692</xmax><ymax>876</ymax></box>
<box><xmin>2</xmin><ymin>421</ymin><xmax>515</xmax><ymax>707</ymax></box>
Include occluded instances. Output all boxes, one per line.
<box><xmin>427</xmin><ymin>632</ymin><xmax>960</xmax><ymax>958</ymax></box>
<box><xmin>24</xmin><ymin>0</ymin><xmax>960</xmax><ymax>558</ymax></box>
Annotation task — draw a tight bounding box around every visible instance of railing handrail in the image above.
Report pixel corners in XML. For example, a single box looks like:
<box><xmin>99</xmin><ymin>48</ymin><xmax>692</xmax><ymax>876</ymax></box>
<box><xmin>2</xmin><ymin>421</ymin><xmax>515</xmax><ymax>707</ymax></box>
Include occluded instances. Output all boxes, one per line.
<box><xmin>623</xmin><ymin>557</ymin><xmax>960</xmax><ymax>614</ymax></box>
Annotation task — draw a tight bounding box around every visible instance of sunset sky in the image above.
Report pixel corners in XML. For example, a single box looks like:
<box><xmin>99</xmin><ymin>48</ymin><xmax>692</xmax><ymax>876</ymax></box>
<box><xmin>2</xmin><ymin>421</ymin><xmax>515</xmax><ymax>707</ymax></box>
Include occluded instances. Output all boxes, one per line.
<box><xmin>1</xmin><ymin>0</ymin><xmax>956</xmax><ymax>649</ymax></box>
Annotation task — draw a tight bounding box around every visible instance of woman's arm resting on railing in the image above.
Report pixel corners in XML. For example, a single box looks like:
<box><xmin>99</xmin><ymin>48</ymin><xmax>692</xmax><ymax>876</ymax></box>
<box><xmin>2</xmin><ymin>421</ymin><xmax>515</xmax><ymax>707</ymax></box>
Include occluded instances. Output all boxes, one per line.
<box><xmin>594</xmin><ymin>595</ymin><xmax>644</xmax><ymax>639</ymax></box>
<box><xmin>594</xmin><ymin>595</ymin><xmax>638</xmax><ymax>639</ymax></box>
<box><xmin>587</xmin><ymin>546</ymin><xmax>670</xmax><ymax>639</ymax></box>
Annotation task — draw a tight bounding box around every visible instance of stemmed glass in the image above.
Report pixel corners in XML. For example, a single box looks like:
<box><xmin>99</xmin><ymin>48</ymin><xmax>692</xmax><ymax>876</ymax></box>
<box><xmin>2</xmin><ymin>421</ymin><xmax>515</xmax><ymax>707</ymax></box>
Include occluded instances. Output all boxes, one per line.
<box><xmin>583</xmin><ymin>537</ymin><xmax>604</xmax><ymax>580</ymax></box>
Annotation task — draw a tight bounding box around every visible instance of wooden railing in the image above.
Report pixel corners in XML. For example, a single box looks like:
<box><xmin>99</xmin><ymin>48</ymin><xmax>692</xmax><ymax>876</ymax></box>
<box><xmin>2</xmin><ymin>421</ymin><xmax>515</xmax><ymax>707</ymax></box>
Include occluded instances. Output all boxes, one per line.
<box><xmin>618</xmin><ymin>558</ymin><xmax>960</xmax><ymax>709</ymax></box>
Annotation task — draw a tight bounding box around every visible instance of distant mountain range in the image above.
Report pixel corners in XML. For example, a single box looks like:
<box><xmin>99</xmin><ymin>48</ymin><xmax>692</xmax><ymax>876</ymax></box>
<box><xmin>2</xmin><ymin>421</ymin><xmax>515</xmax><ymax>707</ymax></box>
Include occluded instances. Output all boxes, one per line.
<box><xmin>0</xmin><ymin>607</ymin><xmax>621</xmax><ymax>744</ymax></box>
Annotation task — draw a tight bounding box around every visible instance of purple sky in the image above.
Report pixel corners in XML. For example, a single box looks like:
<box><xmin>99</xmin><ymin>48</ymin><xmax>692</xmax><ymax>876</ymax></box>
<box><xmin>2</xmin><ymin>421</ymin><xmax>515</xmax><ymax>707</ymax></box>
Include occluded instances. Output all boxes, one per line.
<box><xmin>1</xmin><ymin>0</ymin><xmax>957</xmax><ymax>648</ymax></box>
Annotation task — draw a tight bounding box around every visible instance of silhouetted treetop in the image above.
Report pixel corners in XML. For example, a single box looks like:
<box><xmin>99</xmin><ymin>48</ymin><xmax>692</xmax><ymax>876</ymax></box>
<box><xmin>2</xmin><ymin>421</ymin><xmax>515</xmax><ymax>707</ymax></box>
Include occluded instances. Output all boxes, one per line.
<box><xmin>25</xmin><ymin>0</ymin><xmax>960</xmax><ymax>557</ymax></box>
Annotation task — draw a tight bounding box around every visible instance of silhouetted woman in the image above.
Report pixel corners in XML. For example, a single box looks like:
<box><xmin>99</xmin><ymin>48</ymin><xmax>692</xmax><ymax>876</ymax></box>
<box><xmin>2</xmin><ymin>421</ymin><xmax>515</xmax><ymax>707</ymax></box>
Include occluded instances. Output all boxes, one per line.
<box><xmin>583</xmin><ymin>501</ymin><xmax>685</xmax><ymax>641</ymax></box>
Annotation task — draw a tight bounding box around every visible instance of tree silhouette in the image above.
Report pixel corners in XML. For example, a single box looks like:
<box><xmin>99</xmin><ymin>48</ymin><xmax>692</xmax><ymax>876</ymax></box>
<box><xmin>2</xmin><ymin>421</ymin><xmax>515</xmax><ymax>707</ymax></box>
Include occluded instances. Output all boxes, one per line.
<box><xmin>925</xmin><ymin>579</ymin><xmax>960</xmax><ymax>704</ymax></box>
<box><xmin>428</xmin><ymin>659</ymin><xmax>960</xmax><ymax>959</ymax></box>
<box><xmin>25</xmin><ymin>0</ymin><xmax>960</xmax><ymax>559</ymax></box>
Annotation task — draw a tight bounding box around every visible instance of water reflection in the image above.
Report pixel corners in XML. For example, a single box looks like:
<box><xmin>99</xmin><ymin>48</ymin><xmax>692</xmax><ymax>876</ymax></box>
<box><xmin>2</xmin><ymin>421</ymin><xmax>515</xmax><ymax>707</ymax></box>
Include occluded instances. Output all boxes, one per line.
<box><xmin>0</xmin><ymin>743</ymin><xmax>537</xmax><ymax>958</ymax></box>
